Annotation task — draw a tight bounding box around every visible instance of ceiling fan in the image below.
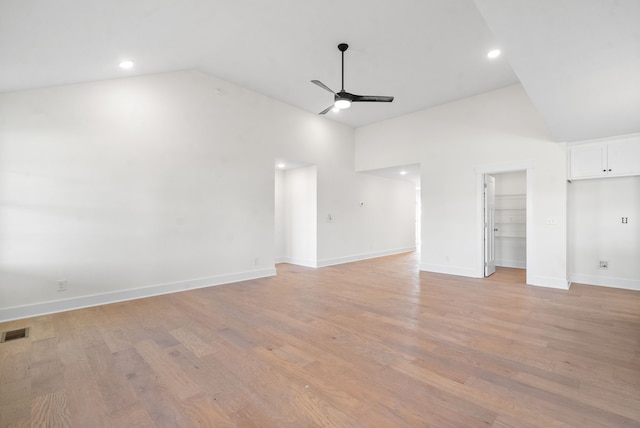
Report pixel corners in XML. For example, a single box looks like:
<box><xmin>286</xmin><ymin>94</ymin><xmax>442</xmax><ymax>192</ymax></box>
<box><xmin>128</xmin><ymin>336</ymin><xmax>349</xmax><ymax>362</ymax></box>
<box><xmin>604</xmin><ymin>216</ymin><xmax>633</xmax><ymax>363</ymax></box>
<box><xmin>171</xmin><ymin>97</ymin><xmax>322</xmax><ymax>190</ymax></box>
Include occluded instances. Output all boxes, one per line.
<box><xmin>312</xmin><ymin>43</ymin><xmax>394</xmax><ymax>115</ymax></box>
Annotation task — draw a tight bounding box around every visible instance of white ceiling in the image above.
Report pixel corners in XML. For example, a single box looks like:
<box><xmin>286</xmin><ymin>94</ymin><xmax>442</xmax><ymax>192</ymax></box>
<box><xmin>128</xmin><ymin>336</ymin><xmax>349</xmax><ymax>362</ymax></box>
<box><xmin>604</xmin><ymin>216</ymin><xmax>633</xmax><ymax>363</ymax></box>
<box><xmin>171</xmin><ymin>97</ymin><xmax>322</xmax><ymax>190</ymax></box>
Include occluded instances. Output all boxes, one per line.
<box><xmin>1</xmin><ymin>0</ymin><xmax>638</xmax><ymax>141</ymax></box>
<box><xmin>475</xmin><ymin>0</ymin><xmax>640</xmax><ymax>142</ymax></box>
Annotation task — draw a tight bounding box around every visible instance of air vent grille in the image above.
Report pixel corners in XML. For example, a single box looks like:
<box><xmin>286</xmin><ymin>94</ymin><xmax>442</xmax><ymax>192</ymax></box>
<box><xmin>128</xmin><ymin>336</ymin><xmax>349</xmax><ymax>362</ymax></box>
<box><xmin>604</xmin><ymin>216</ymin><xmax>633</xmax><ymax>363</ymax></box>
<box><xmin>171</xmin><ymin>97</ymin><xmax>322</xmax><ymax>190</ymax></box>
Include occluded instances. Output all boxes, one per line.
<box><xmin>1</xmin><ymin>327</ymin><xmax>30</xmax><ymax>343</ymax></box>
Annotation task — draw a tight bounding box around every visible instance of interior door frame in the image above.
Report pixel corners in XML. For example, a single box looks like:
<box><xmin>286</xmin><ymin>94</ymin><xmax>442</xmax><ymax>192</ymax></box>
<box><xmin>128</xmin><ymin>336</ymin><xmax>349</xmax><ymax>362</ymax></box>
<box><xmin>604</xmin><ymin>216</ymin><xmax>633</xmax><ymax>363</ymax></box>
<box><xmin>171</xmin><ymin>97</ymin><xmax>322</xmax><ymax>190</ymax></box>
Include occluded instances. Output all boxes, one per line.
<box><xmin>484</xmin><ymin>174</ymin><xmax>496</xmax><ymax>277</ymax></box>
<box><xmin>475</xmin><ymin>161</ymin><xmax>533</xmax><ymax>283</ymax></box>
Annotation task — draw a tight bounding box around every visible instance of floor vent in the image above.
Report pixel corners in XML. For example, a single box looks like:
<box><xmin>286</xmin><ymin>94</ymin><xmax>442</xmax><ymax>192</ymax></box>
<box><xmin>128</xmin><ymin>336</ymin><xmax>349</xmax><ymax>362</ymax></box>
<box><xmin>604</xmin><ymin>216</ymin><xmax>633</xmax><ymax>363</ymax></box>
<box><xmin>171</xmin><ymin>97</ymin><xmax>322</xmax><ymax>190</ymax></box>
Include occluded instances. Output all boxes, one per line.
<box><xmin>1</xmin><ymin>327</ymin><xmax>30</xmax><ymax>343</ymax></box>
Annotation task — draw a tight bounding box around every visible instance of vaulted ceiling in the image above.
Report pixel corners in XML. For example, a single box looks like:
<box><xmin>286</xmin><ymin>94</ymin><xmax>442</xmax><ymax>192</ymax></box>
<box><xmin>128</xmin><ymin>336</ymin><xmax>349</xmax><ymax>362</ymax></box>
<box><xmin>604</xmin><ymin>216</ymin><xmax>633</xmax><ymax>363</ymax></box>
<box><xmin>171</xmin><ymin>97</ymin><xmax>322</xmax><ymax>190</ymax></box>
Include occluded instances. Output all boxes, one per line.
<box><xmin>1</xmin><ymin>0</ymin><xmax>638</xmax><ymax>142</ymax></box>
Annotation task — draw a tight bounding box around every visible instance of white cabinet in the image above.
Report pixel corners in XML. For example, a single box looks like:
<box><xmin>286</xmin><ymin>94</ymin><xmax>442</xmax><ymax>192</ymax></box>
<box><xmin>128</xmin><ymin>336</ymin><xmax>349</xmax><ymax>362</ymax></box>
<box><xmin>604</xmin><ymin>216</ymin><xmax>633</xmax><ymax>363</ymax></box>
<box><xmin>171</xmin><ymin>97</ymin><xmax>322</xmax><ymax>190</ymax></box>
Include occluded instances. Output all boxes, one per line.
<box><xmin>568</xmin><ymin>134</ymin><xmax>640</xmax><ymax>180</ymax></box>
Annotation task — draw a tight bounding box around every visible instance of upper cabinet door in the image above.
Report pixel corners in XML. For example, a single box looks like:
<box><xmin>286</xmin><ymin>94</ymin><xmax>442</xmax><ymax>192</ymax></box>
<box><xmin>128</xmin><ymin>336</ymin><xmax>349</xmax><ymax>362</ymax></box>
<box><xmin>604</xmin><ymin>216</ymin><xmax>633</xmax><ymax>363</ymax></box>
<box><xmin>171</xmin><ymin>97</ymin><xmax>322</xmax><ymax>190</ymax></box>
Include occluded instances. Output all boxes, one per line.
<box><xmin>569</xmin><ymin>144</ymin><xmax>607</xmax><ymax>179</ymax></box>
<box><xmin>568</xmin><ymin>134</ymin><xmax>640</xmax><ymax>180</ymax></box>
<box><xmin>607</xmin><ymin>138</ymin><xmax>640</xmax><ymax>177</ymax></box>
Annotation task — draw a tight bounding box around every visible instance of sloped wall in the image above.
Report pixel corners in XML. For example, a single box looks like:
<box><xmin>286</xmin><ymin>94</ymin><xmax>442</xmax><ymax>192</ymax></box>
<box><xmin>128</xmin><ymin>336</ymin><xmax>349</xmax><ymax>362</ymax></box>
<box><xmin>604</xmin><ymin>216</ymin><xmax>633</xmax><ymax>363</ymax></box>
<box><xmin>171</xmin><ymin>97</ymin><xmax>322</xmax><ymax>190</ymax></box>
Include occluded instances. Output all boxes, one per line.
<box><xmin>355</xmin><ymin>84</ymin><xmax>568</xmax><ymax>288</ymax></box>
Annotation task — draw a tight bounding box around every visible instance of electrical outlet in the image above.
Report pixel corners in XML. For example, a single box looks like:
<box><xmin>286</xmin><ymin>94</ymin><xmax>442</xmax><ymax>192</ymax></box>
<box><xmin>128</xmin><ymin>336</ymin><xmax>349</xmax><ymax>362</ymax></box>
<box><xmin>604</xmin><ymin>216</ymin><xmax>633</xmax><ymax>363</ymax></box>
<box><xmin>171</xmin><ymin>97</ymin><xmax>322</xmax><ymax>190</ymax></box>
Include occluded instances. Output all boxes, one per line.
<box><xmin>254</xmin><ymin>257</ymin><xmax>260</xmax><ymax>266</ymax></box>
<box><xmin>57</xmin><ymin>279</ymin><xmax>67</xmax><ymax>292</ymax></box>
<box><xmin>622</xmin><ymin>217</ymin><xmax>628</xmax><ymax>224</ymax></box>
<box><xmin>598</xmin><ymin>261</ymin><xmax>608</xmax><ymax>270</ymax></box>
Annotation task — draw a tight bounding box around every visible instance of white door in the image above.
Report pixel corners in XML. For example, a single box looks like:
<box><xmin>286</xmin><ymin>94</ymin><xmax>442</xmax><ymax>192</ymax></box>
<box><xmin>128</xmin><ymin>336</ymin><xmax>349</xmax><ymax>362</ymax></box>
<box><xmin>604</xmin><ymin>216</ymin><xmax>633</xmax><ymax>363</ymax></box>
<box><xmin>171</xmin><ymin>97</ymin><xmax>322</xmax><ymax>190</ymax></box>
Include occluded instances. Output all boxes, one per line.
<box><xmin>484</xmin><ymin>175</ymin><xmax>496</xmax><ymax>277</ymax></box>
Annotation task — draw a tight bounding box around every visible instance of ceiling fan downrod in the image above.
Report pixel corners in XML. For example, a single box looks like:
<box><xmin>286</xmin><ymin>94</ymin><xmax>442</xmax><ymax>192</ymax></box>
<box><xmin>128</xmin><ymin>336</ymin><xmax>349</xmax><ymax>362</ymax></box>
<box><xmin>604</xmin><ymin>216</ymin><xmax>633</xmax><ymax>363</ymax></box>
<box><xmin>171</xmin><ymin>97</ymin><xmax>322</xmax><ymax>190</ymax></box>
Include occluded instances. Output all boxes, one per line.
<box><xmin>338</xmin><ymin>43</ymin><xmax>348</xmax><ymax>92</ymax></box>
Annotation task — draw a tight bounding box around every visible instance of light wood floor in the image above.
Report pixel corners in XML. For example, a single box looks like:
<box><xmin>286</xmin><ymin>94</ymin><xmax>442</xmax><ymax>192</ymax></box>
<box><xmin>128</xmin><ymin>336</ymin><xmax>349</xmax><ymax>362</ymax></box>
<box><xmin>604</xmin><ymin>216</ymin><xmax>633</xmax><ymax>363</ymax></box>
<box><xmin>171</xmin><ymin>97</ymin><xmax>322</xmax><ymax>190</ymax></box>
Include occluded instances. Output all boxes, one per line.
<box><xmin>1</xmin><ymin>252</ymin><xmax>639</xmax><ymax>427</ymax></box>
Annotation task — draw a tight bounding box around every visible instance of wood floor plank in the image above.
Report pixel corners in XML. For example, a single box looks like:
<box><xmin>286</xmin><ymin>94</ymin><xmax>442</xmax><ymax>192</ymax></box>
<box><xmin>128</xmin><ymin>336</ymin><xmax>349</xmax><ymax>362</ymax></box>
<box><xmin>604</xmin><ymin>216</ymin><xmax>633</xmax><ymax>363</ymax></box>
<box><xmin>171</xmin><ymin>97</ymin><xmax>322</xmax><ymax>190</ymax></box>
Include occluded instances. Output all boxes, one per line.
<box><xmin>31</xmin><ymin>390</ymin><xmax>71</xmax><ymax>428</ymax></box>
<box><xmin>168</xmin><ymin>328</ymin><xmax>216</xmax><ymax>358</ymax></box>
<box><xmin>109</xmin><ymin>403</ymin><xmax>155</xmax><ymax>428</ymax></box>
<box><xmin>112</xmin><ymin>347</ymin><xmax>193</xmax><ymax>428</ymax></box>
<box><xmin>179</xmin><ymin>394</ymin><xmax>236</xmax><ymax>428</ymax></box>
<box><xmin>0</xmin><ymin>379</ymin><xmax>31</xmax><ymax>427</ymax></box>
<box><xmin>29</xmin><ymin>338</ymin><xmax>65</xmax><ymax>399</ymax></box>
<box><xmin>1</xmin><ymin>252</ymin><xmax>639</xmax><ymax>426</ymax></box>
<box><xmin>62</xmin><ymin>359</ymin><xmax>111</xmax><ymax>427</ymax></box>
<box><xmin>134</xmin><ymin>339</ymin><xmax>201</xmax><ymax>402</ymax></box>
<box><xmin>513</xmin><ymin>371</ymin><xmax>640</xmax><ymax>422</ymax></box>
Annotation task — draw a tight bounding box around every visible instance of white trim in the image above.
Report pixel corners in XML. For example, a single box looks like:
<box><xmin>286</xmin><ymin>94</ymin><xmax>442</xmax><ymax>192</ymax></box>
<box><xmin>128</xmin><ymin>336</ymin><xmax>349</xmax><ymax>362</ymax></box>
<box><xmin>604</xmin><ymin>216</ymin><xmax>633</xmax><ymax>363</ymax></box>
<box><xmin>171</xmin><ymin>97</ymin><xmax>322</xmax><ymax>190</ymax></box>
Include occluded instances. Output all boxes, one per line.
<box><xmin>566</xmin><ymin>131</ymin><xmax>640</xmax><ymax>147</ymax></box>
<box><xmin>570</xmin><ymin>274</ymin><xmax>640</xmax><ymax>291</ymax></box>
<box><xmin>277</xmin><ymin>257</ymin><xmax>317</xmax><ymax>268</ymax></box>
<box><xmin>274</xmin><ymin>256</ymin><xmax>288</xmax><ymax>264</ymax></box>
<box><xmin>475</xmin><ymin>162</ymin><xmax>534</xmax><ymax>283</ymax></box>
<box><xmin>0</xmin><ymin>268</ymin><xmax>276</xmax><ymax>323</ymax></box>
<box><xmin>496</xmin><ymin>259</ymin><xmax>526</xmax><ymax>269</ymax></box>
<box><xmin>527</xmin><ymin>275</ymin><xmax>570</xmax><ymax>290</ymax></box>
<box><xmin>317</xmin><ymin>247</ymin><xmax>416</xmax><ymax>268</ymax></box>
<box><xmin>475</xmin><ymin>160</ymin><xmax>535</xmax><ymax>174</ymax></box>
<box><xmin>419</xmin><ymin>263</ymin><xmax>481</xmax><ymax>278</ymax></box>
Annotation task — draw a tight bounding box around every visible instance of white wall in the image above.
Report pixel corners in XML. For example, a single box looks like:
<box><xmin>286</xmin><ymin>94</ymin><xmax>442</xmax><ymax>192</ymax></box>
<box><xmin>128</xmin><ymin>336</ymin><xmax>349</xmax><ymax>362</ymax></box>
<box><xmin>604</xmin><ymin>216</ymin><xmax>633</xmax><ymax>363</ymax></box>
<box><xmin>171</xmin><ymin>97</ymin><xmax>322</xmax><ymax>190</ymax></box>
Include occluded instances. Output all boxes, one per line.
<box><xmin>355</xmin><ymin>84</ymin><xmax>568</xmax><ymax>288</ymax></box>
<box><xmin>569</xmin><ymin>176</ymin><xmax>640</xmax><ymax>290</ymax></box>
<box><xmin>0</xmin><ymin>70</ymin><xmax>414</xmax><ymax>321</ymax></box>
<box><xmin>495</xmin><ymin>171</ymin><xmax>526</xmax><ymax>195</ymax></box>
<box><xmin>274</xmin><ymin>169</ymin><xmax>285</xmax><ymax>260</ymax></box>
<box><xmin>317</xmin><ymin>172</ymin><xmax>416</xmax><ymax>266</ymax></box>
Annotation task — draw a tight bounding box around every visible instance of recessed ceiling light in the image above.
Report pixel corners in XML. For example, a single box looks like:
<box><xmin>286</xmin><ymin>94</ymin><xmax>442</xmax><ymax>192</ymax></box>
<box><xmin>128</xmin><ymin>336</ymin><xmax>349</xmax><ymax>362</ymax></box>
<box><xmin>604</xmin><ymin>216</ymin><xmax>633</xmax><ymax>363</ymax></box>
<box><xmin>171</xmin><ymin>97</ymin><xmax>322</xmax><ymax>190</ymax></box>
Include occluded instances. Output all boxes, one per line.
<box><xmin>332</xmin><ymin>107</ymin><xmax>340</xmax><ymax>113</ymax></box>
<box><xmin>277</xmin><ymin>163</ymin><xmax>286</xmax><ymax>169</ymax></box>
<box><xmin>119</xmin><ymin>60</ymin><xmax>135</xmax><ymax>69</ymax></box>
<box><xmin>400</xmin><ymin>170</ymin><xmax>408</xmax><ymax>176</ymax></box>
<box><xmin>487</xmin><ymin>49</ymin><xmax>501</xmax><ymax>59</ymax></box>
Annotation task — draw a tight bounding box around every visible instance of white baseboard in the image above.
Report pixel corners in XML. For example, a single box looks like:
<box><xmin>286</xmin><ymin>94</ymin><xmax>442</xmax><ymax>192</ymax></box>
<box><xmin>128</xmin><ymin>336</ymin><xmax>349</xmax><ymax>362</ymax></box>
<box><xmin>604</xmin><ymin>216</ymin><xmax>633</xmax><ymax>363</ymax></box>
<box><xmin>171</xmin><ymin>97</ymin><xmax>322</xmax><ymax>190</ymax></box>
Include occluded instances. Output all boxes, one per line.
<box><xmin>0</xmin><ymin>267</ymin><xmax>277</xmax><ymax>323</ymax></box>
<box><xmin>419</xmin><ymin>264</ymin><xmax>570</xmax><ymax>290</ymax></box>
<box><xmin>316</xmin><ymin>247</ymin><xmax>416</xmax><ymax>268</ymax></box>
<box><xmin>276</xmin><ymin>257</ymin><xmax>317</xmax><ymax>268</ymax></box>
<box><xmin>527</xmin><ymin>275</ymin><xmax>570</xmax><ymax>290</ymax></box>
<box><xmin>570</xmin><ymin>274</ymin><xmax>640</xmax><ymax>291</ymax></box>
<box><xmin>496</xmin><ymin>259</ymin><xmax>526</xmax><ymax>269</ymax></box>
<box><xmin>419</xmin><ymin>263</ymin><xmax>481</xmax><ymax>278</ymax></box>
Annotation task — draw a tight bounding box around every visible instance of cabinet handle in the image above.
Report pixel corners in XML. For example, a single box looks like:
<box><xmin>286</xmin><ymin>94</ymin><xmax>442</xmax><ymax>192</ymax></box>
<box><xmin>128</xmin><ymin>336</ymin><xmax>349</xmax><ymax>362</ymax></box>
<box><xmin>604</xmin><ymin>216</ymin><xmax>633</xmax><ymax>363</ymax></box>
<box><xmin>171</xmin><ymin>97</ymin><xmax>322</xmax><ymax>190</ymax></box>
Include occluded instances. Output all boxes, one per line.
<box><xmin>608</xmin><ymin>169</ymin><xmax>612</xmax><ymax>172</ymax></box>
<box><xmin>603</xmin><ymin>169</ymin><xmax>606</xmax><ymax>172</ymax></box>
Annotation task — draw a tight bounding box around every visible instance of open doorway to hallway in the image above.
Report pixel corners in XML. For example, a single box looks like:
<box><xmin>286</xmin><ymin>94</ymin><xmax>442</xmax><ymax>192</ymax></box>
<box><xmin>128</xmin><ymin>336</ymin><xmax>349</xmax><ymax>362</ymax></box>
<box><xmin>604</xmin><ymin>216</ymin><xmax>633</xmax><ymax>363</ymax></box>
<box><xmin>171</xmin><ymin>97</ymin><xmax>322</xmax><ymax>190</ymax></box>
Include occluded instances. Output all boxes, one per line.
<box><xmin>274</xmin><ymin>160</ymin><xmax>317</xmax><ymax>267</ymax></box>
<box><xmin>356</xmin><ymin>163</ymin><xmax>421</xmax><ymax>251</ymax></box>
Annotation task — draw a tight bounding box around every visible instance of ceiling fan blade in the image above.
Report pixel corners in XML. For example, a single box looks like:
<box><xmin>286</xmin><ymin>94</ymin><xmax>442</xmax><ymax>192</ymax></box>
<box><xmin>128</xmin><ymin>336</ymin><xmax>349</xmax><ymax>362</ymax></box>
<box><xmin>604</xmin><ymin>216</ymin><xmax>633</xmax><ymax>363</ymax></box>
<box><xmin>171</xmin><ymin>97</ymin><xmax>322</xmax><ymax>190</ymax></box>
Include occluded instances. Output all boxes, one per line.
<box><xmin>311</xmin><ymin>80</ymin><xmax>336</xmax><ymax>95</ymax></box>
<box><xmin>319</xmin><ymin>105</ymin><xmax>334</xmax><ymax>115</ymax></box>
<box><xmin>352</xmin><ymin>95</ymin><xmax>394</xmax><ymax>103</ymax></box>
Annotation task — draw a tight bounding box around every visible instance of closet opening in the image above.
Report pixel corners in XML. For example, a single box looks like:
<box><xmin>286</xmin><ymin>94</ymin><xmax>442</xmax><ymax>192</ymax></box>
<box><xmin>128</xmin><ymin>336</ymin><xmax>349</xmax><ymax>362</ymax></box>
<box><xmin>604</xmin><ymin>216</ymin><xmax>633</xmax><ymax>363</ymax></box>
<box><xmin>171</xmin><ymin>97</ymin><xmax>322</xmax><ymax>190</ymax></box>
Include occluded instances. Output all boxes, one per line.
<box><xmin>481</xmin><ymin>169</ymin><xmax>528</xmax><ymax>284</ymax></box>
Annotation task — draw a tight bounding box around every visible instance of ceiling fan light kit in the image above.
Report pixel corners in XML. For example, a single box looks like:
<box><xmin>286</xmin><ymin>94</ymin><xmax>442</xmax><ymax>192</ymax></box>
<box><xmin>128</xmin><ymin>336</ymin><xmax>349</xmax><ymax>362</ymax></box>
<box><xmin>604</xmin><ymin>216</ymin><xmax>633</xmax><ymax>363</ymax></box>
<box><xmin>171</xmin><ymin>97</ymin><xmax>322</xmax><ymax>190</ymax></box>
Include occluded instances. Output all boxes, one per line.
<box><xmin>312</xmin><ymin>43</ymin><xmax>394</xmax><ymax>115</ymax></box>
<box><xmin>334</xmin><ymin>98</ymin><xmax>351</xmax><ymax>109</ymax></box>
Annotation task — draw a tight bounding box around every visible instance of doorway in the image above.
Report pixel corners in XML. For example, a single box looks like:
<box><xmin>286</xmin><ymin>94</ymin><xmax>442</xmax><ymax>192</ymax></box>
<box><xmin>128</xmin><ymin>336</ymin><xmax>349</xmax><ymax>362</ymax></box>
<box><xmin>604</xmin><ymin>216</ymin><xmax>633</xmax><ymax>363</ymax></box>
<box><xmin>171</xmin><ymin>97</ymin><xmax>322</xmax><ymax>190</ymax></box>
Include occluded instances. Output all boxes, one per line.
<box><xmin>478</xmin><ymin>166</ymin><xmax>530</xmax><ymax>282</ymax></box>
<box><xmin>274</xmin><ymin>161</ymin><xmax>317</xmax><ymax>267</ymax></box>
